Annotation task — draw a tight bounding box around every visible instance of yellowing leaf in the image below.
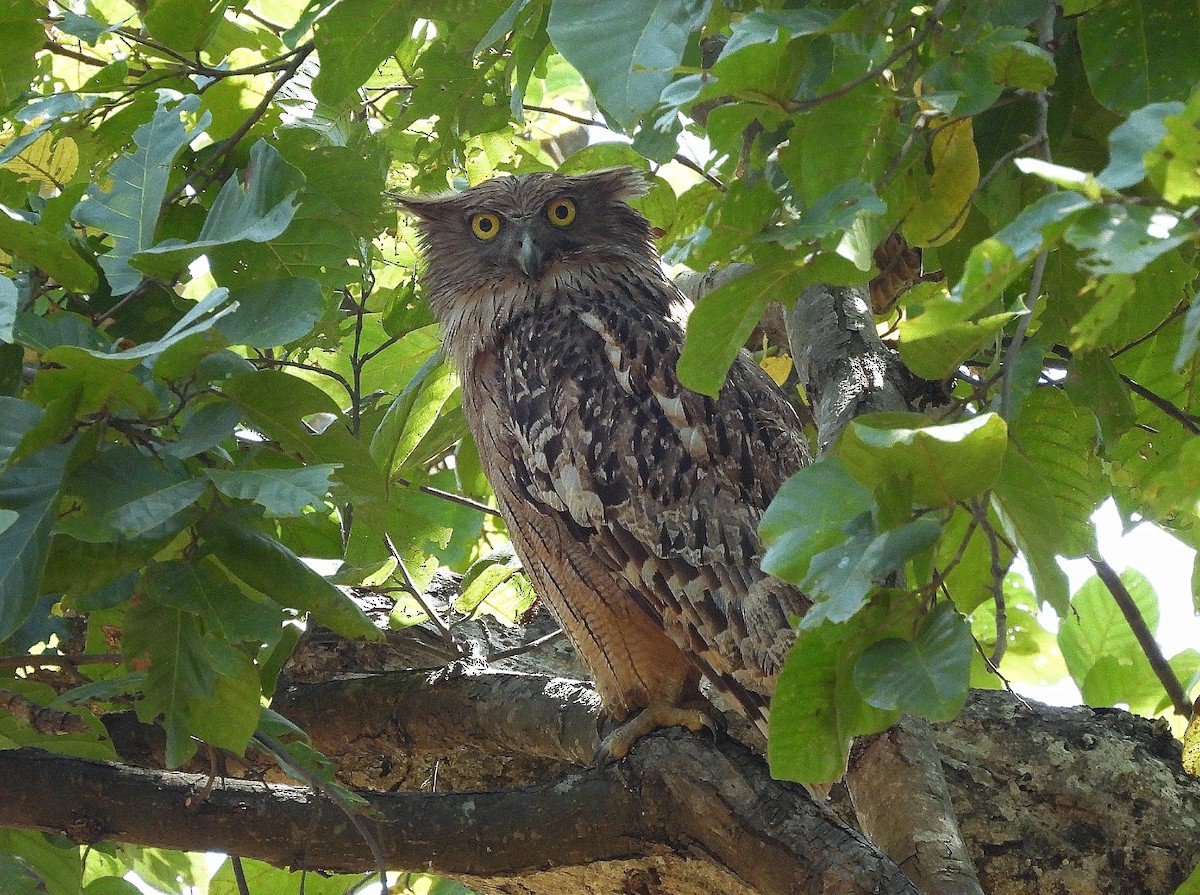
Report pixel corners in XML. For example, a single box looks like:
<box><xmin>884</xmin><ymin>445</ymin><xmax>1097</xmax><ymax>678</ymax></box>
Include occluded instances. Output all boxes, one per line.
<box><xmin>902</xmin><ymin>119</ymin><xmax>980</xmax><ymax>248</ymax></box>
<box><xmin>2</xmin><ymin>132</ymin><xmax>79</xmax><ymax>187</ymax></box>
<box><xmin>760</xmin><ymin>353</ymin><xmax>793</xmax><ymax>386</ymax></box>
<box><xmin>1183</xmin><ymin>697</ymin><xmax>1200</xmax><ymax>776</ymax></box>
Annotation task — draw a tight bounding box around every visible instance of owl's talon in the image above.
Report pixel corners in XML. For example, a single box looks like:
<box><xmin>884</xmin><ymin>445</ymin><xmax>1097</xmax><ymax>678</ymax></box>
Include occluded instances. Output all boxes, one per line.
<box><xmin>596</xmin><ymin>703</ymin><xmax>721</xmax><ymax>763</ymax></box>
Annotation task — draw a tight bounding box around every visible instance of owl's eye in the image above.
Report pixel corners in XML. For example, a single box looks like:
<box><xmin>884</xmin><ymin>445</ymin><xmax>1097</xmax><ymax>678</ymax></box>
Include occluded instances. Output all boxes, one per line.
<box><xmin>471</xmin><ymin>212</ymin><xmax>501</xmax><ymax>240</ymax></box>
<box><xmin>546</xmin><ymin>197</ymin><xmax>576</xmax><ymax>227</ymax></box>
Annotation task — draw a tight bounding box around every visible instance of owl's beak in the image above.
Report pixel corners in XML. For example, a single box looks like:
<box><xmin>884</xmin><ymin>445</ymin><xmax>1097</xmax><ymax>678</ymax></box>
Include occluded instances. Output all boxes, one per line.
<box><xmin>516</xmin><ymin>230</ymin><xmax>543</xmax><ymax>279</ymax></box>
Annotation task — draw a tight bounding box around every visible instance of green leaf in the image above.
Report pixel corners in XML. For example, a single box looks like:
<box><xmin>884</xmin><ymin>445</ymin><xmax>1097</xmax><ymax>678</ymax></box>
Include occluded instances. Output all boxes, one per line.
<box><xmin>102</xmin><ymin>477</ymin><xmax>208</xmax><ymax>539</ymax></box>
<box><xmin>199</xmin><ymin>510</ymin><xmax>383</xmax><ymax>641</ymax></box>
<box><xmin>133</xmin><ymin>141</ymin><xmax>304</xmax><ymax>278</ymax></box>
<box><xmin>144</xmin><ymin>0</ymin><xmax>224</xmax><ymax>53</ymax></box>
<box><xmin>838</xmin><ymin>412</ymin><xmax>1009</xmax><ymax>507</ymax></box>
<box><xmin>370</xmin><ymin>350</ymin><xmax>460</xmax><ymax>477</ymax></box>
<box><xmin>1014</xmin><ymin>158</ymin><xmax>1104</xmax><ymax>200</ymax></box>
<box><xmin>141</xmin><ymin>559</ymin><xmax>284</xmax><ymax>643</ymax></box>
<box><xmin>547</xmin><ymin>0</ymin><xmax>712</xmax><ymax>130</ymax></box>
<box><xmin>1065</xmin><ymin>351</ymin><xmax>1137</xmax><ymax>446</ymax></box>
<box><xmin>988</xmin><ymin>40</ymin><xmax>1056</xmax><ymax>91</ymax></box>
<box><xmin>1146</xmin><ymin>90</ymin><xmax>1200</xmax><ymax>203</ymax></box>
<box><xmin>0</xmin><ymin>396</ymin><xmax>43</xmax><ymax>467</ymax></box>
<box><xmin>220</xmin><ymin>370</ymin><xmax>386</xmax><ymax>506</ymax></box>
<box><xmin>1177</xmin><ymin>295</ymin><xmax>1200</xmax><ymax>372</ymax></box>
<box><xmin>768</xmin><ymin>598</ymin><xmax>902</xmax><ymax>784</ymax></box>
<box><xmin>209</xmin><ymin>858</ymin><xmax>370</xmax><ymax>895</ymax></box>
<box><xmin>0</xmin><ymin>1</ymin><xmax>44</xmax><ymax>108</ymax></box>
<box><xmin>0</xmin><ymin>831</ymin><xmax>81</xmax><ymax>895</ymax></box>
<box><xmin>164</xmin><ymin>399</ymin><xmax>243</xmax><ymax>459</ymax></box>
<box><xmin>312</xmin><ymin>0</ymin><xmax>414</xmax><ymax>107</ymax></box>
<box><xmin>72</xmin><ymin>93</ymin><xmax>209</xmax><ymax>295</ymax></box>
<box><xmin>853</xmin><ymin>602</ymin><xmax>972</xmax><ymax>720</ymax></box>
<box><xmin>124</xmin><ymin>596</ymin><xmax>261</xmax><ymax>766</ymax></box>
<box><xmin>1010</xmin><ymin>388</ymin><xmax>1102</xmax><ymax>558</ymax></box>
<box><xmin>678</xmin><ymin>258</ymin><xmax>808</xmax><ymax>397</ymax></box>
<box><xmin>214</xmin><ymin>277</ymin><xmax>324</xmax><ymax>348</ymax></box>
<box><xmin>1063</xmin><ymin>203</ymin><xmax>1192</xmax><ymax>275</ymax></box>
<box><xmin>898</xmin><ymin>295</ymin><xmax>1021</xmax><ymax>381</ymax></box>
<box><xmin>991</xmin><ymin>445</ymin><xmax>1070</xmax><ymax>613</ymax></box>
<box><xmin>1098</xmin><ymin>101</ymin><xmax>1182</xmax><ymax>190</ymax></box>
<box><xmin>58</xmin><ymin>446</ymin><xmax>202</xmax><ymax>544</ymax></box>
<box><xmin>801</xmin><ymin>514</ymin><xmax>942</xmax><ymax>628</ymax></box>
<box><xmin>0</xmin><ymin>442</ymin><xmax>73</xmax><ymax>642</ymax></box>
<box><xmin>760</xmin><ymin>458</ymin><xmax>872</xmax><ymax>585</ymax></box>
<box><xmin>1058</xmin><ymin>569</ymin><xmax>1160</xmax><ymax>706</ymax></box>
<box><xmin>203</xmin><ymin>465</ymin><xmax>339</xmax><ymax>517</ymax></box>
<box><xmin>1077</xmin><ymin>0</ymin><xmax>1200</xmax><ymax>112</ymax></box>
<box><xmin>455</xmin><ymin>544</ymin><xmax>532</xmax><ymax>623</ymax></box>
<box><xmin>0</xmin><ymin>206</ymin><xmax>98</xmax><ymax>292</ymax></box>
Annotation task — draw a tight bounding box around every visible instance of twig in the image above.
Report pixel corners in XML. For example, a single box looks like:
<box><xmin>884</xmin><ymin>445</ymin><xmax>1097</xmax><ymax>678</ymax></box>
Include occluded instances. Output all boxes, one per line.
<box><xmin>385</xmin><ymin>535</ymin><xmax>456</xmax><ymax>648</ymax></box>
<box><xmin>974</xmin><ymin>500</ymin><xmax>1011</xmax><ymax>667</ymax></box>
<box><xmin>1119</xmin><ymin>375</ymin><xmax>1200</xmax><ymax>434</ymax></box>
<box><xmin>1000</xmin><ymin>0</ymin><xmax>1057</xmax><ymax>420</ymax></box>
<box><xmin>0</xmin><ymin>653</ymin><xmax>122</xmax><ymax>671</ymax></box>
<box><xmin>1089</xmin><ymin>556</ymin><xmax>1192</xmax><ymax>718</ymax></box>
<box><xmin>253</xmin><ymin>732</ymin><xmax>390</xmax><ymax>895</ymax></box>
<box><xmin>521</xmin><ymin>103</ymin><xmax>726</xmax><ymax>191</ymax></box>
<box><xmin>167</xmin><ymin>43</ymin><xmax>314</xmax><ymax>203</ymax></box>
<box><xmin>788</xmin><ymin>0</ymin><xmax>951</xmax><ymax>114</ymax></box>
<box><xmin>251</xmin><ymin>356</ymin><xmax>354</xmax><ymax>398</ymax></box>
<box><xmin>488</xmin><ymin>627</ymin><xmax>565</xmax><ymax>663</ymax></box>
<box><xmin>395</xmin><ymin>477</ymin><xmax>501</xmax><ymax>517</ymax></box>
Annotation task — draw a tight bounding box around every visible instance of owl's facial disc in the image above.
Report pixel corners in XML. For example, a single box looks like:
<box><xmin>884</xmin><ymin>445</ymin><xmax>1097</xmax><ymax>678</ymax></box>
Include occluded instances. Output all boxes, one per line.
<box><xmin>515</xmin><ymin>228</ymin><xmax>543</xmax><ymax>279</ymax></box>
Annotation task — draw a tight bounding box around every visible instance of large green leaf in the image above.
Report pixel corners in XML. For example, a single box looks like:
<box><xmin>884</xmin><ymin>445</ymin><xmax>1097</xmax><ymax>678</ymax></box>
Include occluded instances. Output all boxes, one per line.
<box><xmin>1077</xmin><ymin>0</ymin><xmax>1200</xmax><ymax>112</ymax></box>
<box><xmin>72</xmin><ymin>93</ymin><xmax>209</xmax><ymax>296</ymax></box>
<box><xmin>768</xmin><ymin>597</ymin><xmax>903</xmax><ymax>784</ymax></box>
<box><xmin>678</xmin><ymin>256</ymin><xmax>809</xmax><ymax>397</ymax></box>
<box><xmin>312</xmin><ymin>0</ymin><xmax>414</xmax><ymax>106</ymax></box>
<box><xmin>0</xmin><ymin>207</ymin><xmax>98</xmax><ymax>292</ymax></box>
<box><xmin>1147</xmin><ymin>88</ymin><xmax>1200</xmax><ymax>203</ymax></box>
<box><xmin>132</xmin><ymin>140</ymin><xmax>303</xmax><ymax>278</ymax></box>
<box><xmin>198</xmin><ymin>510</ymin><xmax>382</xmax><ymax>641</ymax></box>
<box><xmin>547</xmin><ymin>0</ymin><xmax>712</xmax><ymax>130</ymax></box>
<box><xmin>124</xmin><ymin>595</ymin><xmax>262</xmax><ymax>768</ymax></box>
<box><xmin>853</xmin><ymin>602</ymin><xmax>973</xmax><ymax>720</ymax></box>
<box><xmin>0</xmin><ymin>1</ymin><xmax>44</xmax><ymax>109</ymax></box>
<box><xmin>0</xmin><ymin>442</ymin><xmax>73</xmax><ymax>642</ymax></box>
<box><xmin>1058</xmin><ymin>569</ymin><xmax>1164</xmax><ymax>710</ymax></box>
<box><xmin>203</xmin><ymin>464</ymin><xmax>339</xmax><ymax>518</ymax></box>
<box><xmin>838</xmin><ymin>412</ymin><xmax>1009</xmax><ymax>507</ymax></box>
<box><xmin>760</xmin><ymin>458</ymin><xmax>872</xmax><ymax>585</ymax></box>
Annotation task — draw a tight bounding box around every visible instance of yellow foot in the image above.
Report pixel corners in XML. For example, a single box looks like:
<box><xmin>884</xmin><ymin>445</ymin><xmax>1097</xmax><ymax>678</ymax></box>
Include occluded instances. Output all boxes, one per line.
<box><xmin>596</xmin><ymin>702</ymin><xmax>722</xmax><ymax>763</ymax></box>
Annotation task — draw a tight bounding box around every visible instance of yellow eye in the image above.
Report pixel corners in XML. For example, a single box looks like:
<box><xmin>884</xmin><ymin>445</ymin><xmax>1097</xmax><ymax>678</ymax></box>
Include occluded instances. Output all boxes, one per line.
<box><xmin>471</xmin><ymin>212</ymin><xmax>501</xmax><ymax>240</ymax></box>
<box><xmin>546</xmin><ymin>197</ymin><xmax>576</xmax><ymax>227</ymax></box>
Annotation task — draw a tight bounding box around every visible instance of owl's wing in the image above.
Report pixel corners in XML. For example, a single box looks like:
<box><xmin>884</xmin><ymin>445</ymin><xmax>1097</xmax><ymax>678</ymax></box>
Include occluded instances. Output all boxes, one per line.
<box><xmin>496</xmin><ymin>288</ymin><xmax>811</xmax><ymax>728</ymax></box>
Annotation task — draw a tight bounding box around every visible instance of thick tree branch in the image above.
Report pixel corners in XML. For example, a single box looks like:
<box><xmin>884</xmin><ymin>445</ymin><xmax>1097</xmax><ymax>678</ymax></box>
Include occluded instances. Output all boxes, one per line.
<box><xmin>848</xmin><ymin>717</ymin><xmax>984</xmax><ymax>895</ymax></box>
<box><xmin>8</xmin><ymin>686</ymin><xmax>1199</xmax><ymax>895</ymax></box>
<box><xmin>0</xmin><ymin>731</ymin><xmax>915</xmax><ymax>895</ymax></box>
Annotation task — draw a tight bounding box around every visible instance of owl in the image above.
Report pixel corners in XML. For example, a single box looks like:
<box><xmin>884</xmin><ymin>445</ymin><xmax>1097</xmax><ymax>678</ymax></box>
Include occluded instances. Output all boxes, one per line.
<box><xmin>400</xmin><ymin>168</ymin><xmax>811</xmax><ymax>757</ymax></box>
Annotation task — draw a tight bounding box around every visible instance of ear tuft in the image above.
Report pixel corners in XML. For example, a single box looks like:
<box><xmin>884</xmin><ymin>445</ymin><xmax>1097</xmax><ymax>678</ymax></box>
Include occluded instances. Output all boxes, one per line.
<box><xmin>392</xmin><ymin>192</ymin><xmax>456</xmax><ymax>224</ymax></box>
<box><xmin>580</xmin><ymin>166</ymin><xmax>650</xmax><ymax>201</ymax></box>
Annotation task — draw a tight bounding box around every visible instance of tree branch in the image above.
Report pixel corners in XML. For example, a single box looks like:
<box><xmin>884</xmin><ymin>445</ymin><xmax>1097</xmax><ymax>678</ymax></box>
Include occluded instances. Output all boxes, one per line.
<box><xmin>1090</xmin><ymin>556</ymin><xmax>1193</xmax><ymax>719</ymax></box>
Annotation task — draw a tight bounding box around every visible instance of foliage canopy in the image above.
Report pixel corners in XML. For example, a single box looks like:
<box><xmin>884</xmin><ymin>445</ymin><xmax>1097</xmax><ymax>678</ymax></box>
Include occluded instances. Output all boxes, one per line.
<box><xmin>2</xmin><ymin>0</ymin><xmax>1200</xmax><ymax>891</ymax></box>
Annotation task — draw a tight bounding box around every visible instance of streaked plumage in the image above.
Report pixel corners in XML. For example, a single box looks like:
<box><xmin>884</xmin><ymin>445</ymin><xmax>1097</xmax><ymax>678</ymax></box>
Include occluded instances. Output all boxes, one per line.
<box><xmin>401</xmin><ymin>168</ymin><xmax>811</xmax><ymax>753</ymax></box>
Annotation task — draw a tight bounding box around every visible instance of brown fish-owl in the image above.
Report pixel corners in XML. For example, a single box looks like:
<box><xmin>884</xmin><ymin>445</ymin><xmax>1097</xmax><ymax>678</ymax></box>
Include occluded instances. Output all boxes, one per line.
<box><xmin>401</xmin><ymin>168</ymin><xmax>811</xmax><ymax>756</ymax></box>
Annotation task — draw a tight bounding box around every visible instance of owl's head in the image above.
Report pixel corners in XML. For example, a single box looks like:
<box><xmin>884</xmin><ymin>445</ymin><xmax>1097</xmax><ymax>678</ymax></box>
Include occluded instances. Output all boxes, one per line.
<box><xmin>398</xmin><ymin>167</ymin><xmax>654</xmax><ymax>288</ymax></box>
